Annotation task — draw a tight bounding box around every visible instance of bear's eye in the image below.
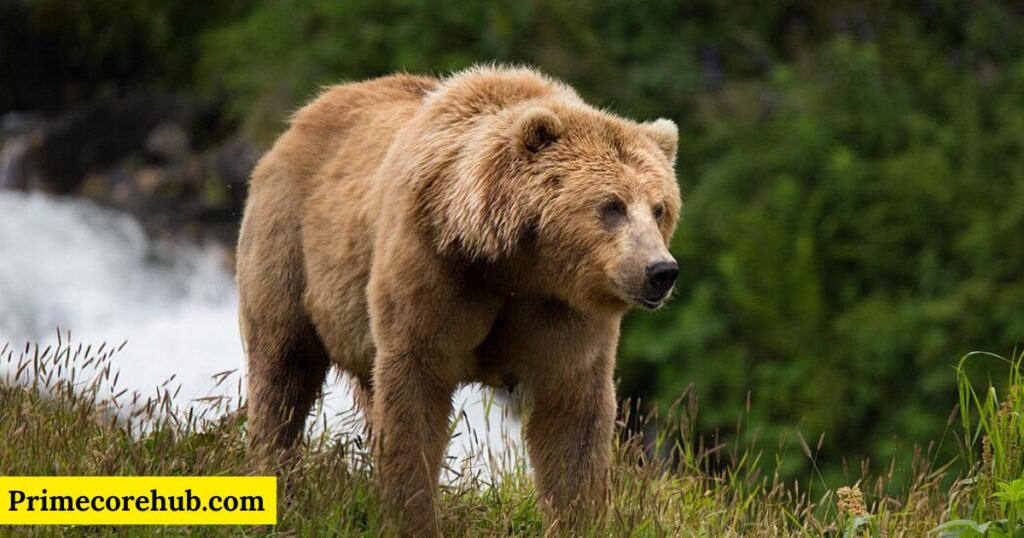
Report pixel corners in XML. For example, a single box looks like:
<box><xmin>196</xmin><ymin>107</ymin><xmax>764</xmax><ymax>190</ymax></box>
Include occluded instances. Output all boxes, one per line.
<box><xmin>600</xmin><ymin>199</ymin><xmax>627</xmax><ymax>227</ymax></box>
<box><xmin>653</xmin><ymin>204</ymin><xmax>665</xmax><ymax>221</ymax></box>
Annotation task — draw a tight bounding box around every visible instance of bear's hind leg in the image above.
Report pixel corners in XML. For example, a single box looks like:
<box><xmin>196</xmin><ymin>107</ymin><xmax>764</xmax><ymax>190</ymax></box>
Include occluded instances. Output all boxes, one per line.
<box><xmin>246</xmin><ymin>320</ymin><xmax>331</xmax><ymax>459</ymax></box>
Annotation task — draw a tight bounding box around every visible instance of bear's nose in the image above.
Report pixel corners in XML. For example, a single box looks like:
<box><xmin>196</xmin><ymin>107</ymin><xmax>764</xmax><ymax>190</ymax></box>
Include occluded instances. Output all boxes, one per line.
<box><xmin>645</xmin><ymin>261</ymin><xmax>679</xmax><ymax>299</ymax></box>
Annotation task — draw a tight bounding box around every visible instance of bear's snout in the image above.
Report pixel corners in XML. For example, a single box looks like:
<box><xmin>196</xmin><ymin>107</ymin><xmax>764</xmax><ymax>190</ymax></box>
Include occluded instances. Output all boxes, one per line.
<box><xmin>642</xmin><ymin>260</ymin><xmax>678</xmax><ymax>307</ymax></box>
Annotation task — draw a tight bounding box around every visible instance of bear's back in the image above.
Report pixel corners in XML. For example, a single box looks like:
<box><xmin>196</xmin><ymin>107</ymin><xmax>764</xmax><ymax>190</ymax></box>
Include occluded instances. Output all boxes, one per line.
<box><xmin>264</xmin><ymin>74</ymin><xmax>440</xmax><ymax>190</ymax></box>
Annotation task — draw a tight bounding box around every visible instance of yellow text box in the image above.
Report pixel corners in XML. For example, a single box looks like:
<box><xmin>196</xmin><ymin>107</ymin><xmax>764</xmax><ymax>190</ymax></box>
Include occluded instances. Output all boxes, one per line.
<box><xmin>0</xmin><ymin>477</ymin><xmax>276</xmax><ymax>525</ymax></box>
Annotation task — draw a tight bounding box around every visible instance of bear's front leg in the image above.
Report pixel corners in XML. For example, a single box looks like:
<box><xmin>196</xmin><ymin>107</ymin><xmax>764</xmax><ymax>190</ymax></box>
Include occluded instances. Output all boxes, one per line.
<box><xmin>371</xmin><ymin>348</ymin><xmax>455</xmax><ymax>537</ymax></box>
<box><xmin>525</xmin><ymin>349</ymin><xmax>616</xmax><ymax>534</ymax></box>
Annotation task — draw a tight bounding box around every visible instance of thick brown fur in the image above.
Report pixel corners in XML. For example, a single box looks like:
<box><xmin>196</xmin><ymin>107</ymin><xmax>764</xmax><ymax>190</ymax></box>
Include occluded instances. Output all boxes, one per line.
<box><xmin>237</xmin><ymin>65</ymin><xmax>681</xmax><ymax>536</ymax></box>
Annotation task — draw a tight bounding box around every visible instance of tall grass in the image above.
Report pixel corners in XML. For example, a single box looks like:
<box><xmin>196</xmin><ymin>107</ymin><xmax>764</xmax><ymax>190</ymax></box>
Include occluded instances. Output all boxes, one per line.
<box><xmin>1</xmin><ymin>334</ymin><xmax>1019</xmax><ymax>536</ymax></box>
<box><xmin>937</xmin><ymin>351</ymin><xmax>1024</xmax><ymax>538</ymax></box>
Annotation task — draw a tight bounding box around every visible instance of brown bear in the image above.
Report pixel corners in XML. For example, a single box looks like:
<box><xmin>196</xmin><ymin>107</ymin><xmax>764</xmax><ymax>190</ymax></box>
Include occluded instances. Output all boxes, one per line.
<box><xmin>237</xmin><ymin>65</ymin><xmax>681</xmax><ymax>536</ymax></box>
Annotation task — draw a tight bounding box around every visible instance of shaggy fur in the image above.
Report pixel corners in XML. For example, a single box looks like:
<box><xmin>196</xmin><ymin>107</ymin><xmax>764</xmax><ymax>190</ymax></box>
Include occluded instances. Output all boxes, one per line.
<box><xmin>237</xmin><ymin>65</ymin><xmax>681</xmax><ymax>536</ymax></box>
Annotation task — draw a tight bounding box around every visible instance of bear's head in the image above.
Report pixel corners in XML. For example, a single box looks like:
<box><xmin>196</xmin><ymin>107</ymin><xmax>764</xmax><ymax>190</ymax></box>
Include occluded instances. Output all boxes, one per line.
<box><xmin>415</xmin><ymin>68</ymin><xmax>681</xmax><ymax>312</ymax></box>
<box><xmin>512</xmin><ymin>106</ymin><xmax>681</xmax><ymax>312</ymax></box>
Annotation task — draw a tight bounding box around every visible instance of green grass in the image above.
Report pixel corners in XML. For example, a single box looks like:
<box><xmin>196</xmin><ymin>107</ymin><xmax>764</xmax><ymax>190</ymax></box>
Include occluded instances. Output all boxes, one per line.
<box><xmin>936</xmin><ymin>351</ymin><xmax>1024</xmax><ymax>538</ymax></box>
<box><xmin>1</xmin><ymin>336</ymin><xmax>1020</xmax><ymax>537</ymax></box>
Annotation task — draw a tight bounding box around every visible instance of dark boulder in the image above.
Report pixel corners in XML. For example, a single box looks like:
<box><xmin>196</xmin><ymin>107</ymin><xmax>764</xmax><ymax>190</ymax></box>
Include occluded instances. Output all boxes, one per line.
<box><xmin>23</xmin><ymin>94</ymin><xmax>193</xmax><ymax>194</ymax></box>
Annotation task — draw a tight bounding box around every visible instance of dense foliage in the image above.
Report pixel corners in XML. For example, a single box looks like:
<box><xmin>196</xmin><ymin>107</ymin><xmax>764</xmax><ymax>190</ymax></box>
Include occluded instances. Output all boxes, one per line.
<box><xmin>5</xmin><ymin>0</ymin><xmax>1023</xmax><ymax>483</ymax></box>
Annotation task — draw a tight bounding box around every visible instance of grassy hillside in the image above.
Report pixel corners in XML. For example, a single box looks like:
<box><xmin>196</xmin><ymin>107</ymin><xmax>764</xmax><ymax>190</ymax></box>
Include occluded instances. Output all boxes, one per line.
<box><xmin>1</xmin><ymin>338</ymin><xmax>1020</xmax><ymax>536</ymax></box>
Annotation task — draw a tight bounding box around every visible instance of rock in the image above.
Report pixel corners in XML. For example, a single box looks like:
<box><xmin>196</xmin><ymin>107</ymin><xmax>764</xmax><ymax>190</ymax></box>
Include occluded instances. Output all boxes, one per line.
<box><xmin>77</xmin><ymin>172</ymin><xmax>110</xmax><ymax>200</ymax></box>
<box><xmin>204</xmin><ymin>135</ymin><xmax>261</xmax><ymax>188</ymax></box>
<box><xmin>145</xmin><ymin>122</ymin><xmax>191</xmax><ymax>162</ymax></box>
<box><xmin>133</xmin><ymin>166</ymin><xmax>167</xmax><ymax>195</ymax></box>
<box><xmin>0</xmin><ymin>112</ymin><xmax>45</xmax><ymax>137</ymax></box>
<box><xmin>23</xmin><ymin>93</ymin><xmax>193</xmax><ymax>194</ymax></box>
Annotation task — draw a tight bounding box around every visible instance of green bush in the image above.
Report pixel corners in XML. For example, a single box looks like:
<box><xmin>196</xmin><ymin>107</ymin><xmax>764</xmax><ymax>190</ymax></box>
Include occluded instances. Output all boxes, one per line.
<box><xmin>621</xmin><ymin>14</ymin><xmax>1024</xmax><ymax>483</ymax></box>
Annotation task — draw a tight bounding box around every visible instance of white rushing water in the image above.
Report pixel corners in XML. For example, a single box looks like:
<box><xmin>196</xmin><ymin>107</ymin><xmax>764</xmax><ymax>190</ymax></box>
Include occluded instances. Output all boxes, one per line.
<box><xmin>0</xmin><ymin>191</ymin><xmax>521</xmax><ymax>478</ymax></box>
<box><xmin>0</xmin><ymin>135</ymin><xmax>29</xmax><ymax>190</ymax></box>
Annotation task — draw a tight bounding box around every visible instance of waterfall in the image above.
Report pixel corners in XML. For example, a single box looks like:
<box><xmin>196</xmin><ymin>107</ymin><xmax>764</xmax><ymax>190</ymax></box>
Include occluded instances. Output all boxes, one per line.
<box><xmin>0</xmin><ymin>134</ymin><xmax>29</xmax><ymax>190</ymax></box>
<box><xmin>0</xmin><ymin>112</ymin><xmax>43</xmax><ymax>190</ymax></box>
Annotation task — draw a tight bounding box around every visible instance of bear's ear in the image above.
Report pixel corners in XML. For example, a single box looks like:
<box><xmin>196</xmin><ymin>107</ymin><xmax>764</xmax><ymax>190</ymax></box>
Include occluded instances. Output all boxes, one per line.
<box><xmin>515</xmin><ymin>107</ymin><xmax>563</xmax><ymax>153</ymax></box>
<box><xmin>642</xmin><ymin>118</ymin><xmax>678</xmax><ymax>162</ymax></box>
